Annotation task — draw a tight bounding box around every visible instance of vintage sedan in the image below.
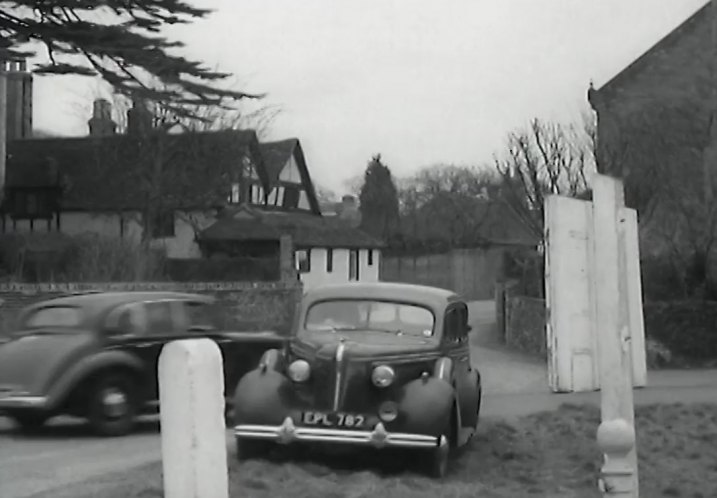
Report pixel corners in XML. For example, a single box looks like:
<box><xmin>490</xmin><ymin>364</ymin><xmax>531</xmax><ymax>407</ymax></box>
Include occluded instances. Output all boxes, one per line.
<box><xmin>0</xmin><ymin>291</ymin><xmax>285</xmax><ymax>436</ymax></box>
<box><xmin>232</xmin><ymin>282</ymin><xmax>482</xmax><ymax>478</ymax></box>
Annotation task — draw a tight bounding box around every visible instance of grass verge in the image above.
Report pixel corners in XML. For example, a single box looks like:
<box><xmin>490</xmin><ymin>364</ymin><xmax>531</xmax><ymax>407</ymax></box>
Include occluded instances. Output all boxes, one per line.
<box><xmin>38</xmin><ymin>402</ymin><xmax>717</xmax><ymax>498</ymax></box>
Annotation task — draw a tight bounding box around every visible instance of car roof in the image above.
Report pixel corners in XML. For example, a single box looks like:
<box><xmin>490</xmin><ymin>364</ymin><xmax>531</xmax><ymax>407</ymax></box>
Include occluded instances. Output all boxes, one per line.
<box><xmin>22</xmin><ymin>291</ymin><xmax>214</xmax><ymax>319</ymax></box>
<box><xmin>303</xmin><ymin>282</ymin><xmax>463</xmax><ymax>310</ymax></box>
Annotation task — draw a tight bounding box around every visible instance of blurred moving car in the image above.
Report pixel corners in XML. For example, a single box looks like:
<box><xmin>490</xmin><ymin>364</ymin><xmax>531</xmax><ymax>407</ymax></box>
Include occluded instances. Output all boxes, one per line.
<box><xmin>232</xmin><ymin>282</ymin><xmax>482</xmax><ymax>478</ymax></box>
<box><xmin>0</xmin><ymin>291</ymin><xmax>285</xmax><ymax>436</ymax></box>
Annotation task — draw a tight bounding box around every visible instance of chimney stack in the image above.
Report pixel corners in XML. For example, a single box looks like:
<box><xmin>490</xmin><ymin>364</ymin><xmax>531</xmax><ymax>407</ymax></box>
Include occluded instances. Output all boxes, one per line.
<box><xmin>338</xmin><ymin>194</ymin><xmax>361</xmax><ymax>227</ymax></box>
<box><xmin>88</xmin><ymin>98</ymin><xmax>117</xmax><ymax>136</ymax></box>
<box><xmin>127</xmin><ymin>98</ymin><xmax>153</xmax><ymax>136</ymax></box>
<box><xmin>4</xmin><ymin>58</ymin><xmax>33</xmax><ymax>141</ymax></box>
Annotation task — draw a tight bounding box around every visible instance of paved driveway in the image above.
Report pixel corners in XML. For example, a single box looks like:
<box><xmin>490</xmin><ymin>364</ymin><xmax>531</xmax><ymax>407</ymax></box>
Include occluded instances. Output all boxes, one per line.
<box><xmin>467</xmin><ymin>300</ymin><xmax>549</xmax><ymax>395</ymax></box>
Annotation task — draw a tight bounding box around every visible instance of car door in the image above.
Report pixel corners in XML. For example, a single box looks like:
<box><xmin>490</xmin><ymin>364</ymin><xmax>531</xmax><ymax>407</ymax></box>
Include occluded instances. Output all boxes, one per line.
<box><xmin>442</xmin><ymin>302</ymin><xmax>475</xmax><ymax>440</ymax></box>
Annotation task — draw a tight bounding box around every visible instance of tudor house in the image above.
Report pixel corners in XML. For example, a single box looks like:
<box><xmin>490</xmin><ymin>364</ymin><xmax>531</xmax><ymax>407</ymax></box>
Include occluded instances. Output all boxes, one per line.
<box><xmin>2</xmin><ymin>66</ymin><xmax>383</xmax><ymax>286</ymax></box>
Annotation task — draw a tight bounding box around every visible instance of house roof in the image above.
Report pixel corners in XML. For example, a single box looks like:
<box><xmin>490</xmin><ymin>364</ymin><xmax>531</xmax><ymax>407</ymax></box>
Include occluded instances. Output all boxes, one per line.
<box><xmin>199</xmin><ymin>206</ymin><xmax>384</xmax><ymax>249</ymax></box>
<box><xmin>589</xmin><ymin>2</ymin><xmax>709</xmax><ymax>107</ymax></box>
<box><xmin>258</xmin><ymin>138</ymin><xmax>322</xmax><ymax>215</ymax></box>
<box><xmin>259</xmin><ymin>138</ymin><xmax>299</xmax><ymax>184</ymax></box>
<box><xmin>4</xmin><ymin>129</ymin><xmax>266</xmax><ymax>211</ymax></box>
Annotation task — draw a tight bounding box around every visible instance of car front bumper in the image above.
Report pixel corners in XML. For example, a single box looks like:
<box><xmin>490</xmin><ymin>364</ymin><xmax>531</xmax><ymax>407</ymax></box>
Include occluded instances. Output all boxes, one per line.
<box><xmin>0</xmin><ymin>395</ymin><xmax>48</xmax><ymax>410</ymax></box>
<box><xmin>234</xmin><ymin>416</ymin><xmax>439</xmax><ymax>449</ymax></box>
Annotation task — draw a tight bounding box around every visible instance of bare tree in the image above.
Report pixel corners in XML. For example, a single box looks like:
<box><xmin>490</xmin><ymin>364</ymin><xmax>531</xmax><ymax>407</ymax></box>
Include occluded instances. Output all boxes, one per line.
<box><xmin>396</xmin><ymin>164</ymin><xmax>500</xmax><ymax>249</ymax></box>
<box><xmin>493</xmin><ymin>117</ymin><xmax>595</xmax><ymax>241</ymax></box>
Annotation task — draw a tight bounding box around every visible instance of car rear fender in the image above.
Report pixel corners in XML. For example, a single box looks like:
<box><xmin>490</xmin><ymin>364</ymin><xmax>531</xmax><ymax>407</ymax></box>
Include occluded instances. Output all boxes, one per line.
<box><xmin>45</xmin><ymin>350</ymin><xmax>146</xmax><ymax>411</ymax></box>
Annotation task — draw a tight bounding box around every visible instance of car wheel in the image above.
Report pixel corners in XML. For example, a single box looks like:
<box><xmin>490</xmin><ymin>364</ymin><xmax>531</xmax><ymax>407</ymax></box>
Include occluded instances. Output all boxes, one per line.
<box><xmin>428</xmin><ymin>434</ymin><xmax>450</xmax><ymax>478</ymax></box>
<box><xmin>87</xmin><ymin>372</ymin><xmax>138</xmax><ymax>437</ymax></box>
<box><xmin>236</xmin><ymin>437</ymin><xmax>271</xmax><ymax>460</ymax></box>
<box><xmin>13</xmin><ymin>412</ymin><xmax>49</xmax><ymax>433</ymax></box>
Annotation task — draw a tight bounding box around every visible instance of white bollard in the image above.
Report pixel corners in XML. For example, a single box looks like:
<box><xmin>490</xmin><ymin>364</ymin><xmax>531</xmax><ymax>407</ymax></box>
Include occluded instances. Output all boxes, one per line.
<box><xmin>158</xmin><ymin>339</ymin><xmax>229</xmax><ymax>498</ymax></box>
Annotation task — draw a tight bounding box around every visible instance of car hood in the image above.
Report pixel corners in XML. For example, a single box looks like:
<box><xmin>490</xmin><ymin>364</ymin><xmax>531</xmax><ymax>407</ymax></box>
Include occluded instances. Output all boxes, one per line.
<box><xmin>292</xmin><ymin>329</ymin><xmax>437</xmax><ymax>360</ymax></box>
<box><xmin>0</xmin><ymin>331</ymin><xmax>97</xmax><ymax>395</ymax></box>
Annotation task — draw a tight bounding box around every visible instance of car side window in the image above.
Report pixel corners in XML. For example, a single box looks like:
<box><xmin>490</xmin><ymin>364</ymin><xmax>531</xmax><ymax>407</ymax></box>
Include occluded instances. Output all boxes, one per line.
<box><xmin>177</xmin><ymin>301</ymin><xmax>217</xmax><ymax>333</ymax></box>
<box><xmin>444</xmin><ymin>303</ymin><xmax>469</xmax><ymax>344</ymax></box>
<box><xmin>116</xmin><ymin>304</ymin><xmax>148</xmax><ymax>336</ymax></box>
<box><xmin>143</xmin><ymin>301</ymin><xmax>176</xmax><ymax>337</ymax></box>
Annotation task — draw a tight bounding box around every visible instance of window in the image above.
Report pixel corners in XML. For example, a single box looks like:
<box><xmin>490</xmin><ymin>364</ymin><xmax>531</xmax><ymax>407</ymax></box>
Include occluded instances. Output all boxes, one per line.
<box><xmin>24</xmin><ymin>306</ymin><xmax>82</xmax><ymax>329</ymax></box>
<box><xmin>349</xmin><ymin>250</ymin><xmax>359</xmax><ymax>281</ymax></box>
<box><xmin>326</xmin><ymin>248</ymin><xmax>333</xmax><ymax>272</ymax></box>
<box><xmin>175</xmin><ymin>301</ymin><xmax>218</xmax><ymax>332</ymax></box>
<box><xmin>296</xmin><ymin>249</ymin><xmax>311</xmax><ymax>273</ymax></box>
<box><xmin>250</xmin><ymin>183</ymin><xmax>264</xmax><ymax>205</ymax></box>
<box><xmin>282</xmin><ymin>185</ymin><xmax>300</xmax><ymax>209</ymax></box>
<box><xmin>143</xmin><ymin>301</ymin><xmax>176</xmax><ymax>336</ymax></box>
<box><xmin>150</xmin><ymin>210</ymin><xmax>175</xmax><ymax>238</ymax></box>
<box><xmin>304</xmin><ymin>299</ymin><xmax>435</xmax><ymax>337</ymax></box>
<box><xmin>444</xmin><ymin>303</ymin><xmax>469</xmax><ymax>342</ymax></box>
<box><xmin>229</xmin><ymin>183</ymin><xmax>241</xmax><ymax>204</ymax></box>
<box><xmin>368</xmin><ymin>250</ymin><xmax>374</xmax><ymax>266</ymax></box>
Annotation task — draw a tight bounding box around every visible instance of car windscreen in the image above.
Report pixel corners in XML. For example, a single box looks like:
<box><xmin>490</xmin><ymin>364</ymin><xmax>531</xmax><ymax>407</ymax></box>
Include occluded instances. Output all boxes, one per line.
<box><xmin>22</xmin><ymin>305</ymin><xmax>84</xmax><ymax>330</ymax></box>
<box><xmin>304</xmin><ymin>299</ymin><xmax>435</xmax><ymax>337</ymax></box>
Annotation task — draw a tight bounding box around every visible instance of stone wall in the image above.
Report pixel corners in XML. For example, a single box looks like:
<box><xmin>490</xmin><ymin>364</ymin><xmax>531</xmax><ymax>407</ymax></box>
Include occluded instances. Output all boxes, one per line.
<box><xmin>0</xmin><ymin>281</ymin><xmax>302</xmax><ymax>337</ymax></box>
<box><xmin>504</xmin><ymin>295</ymin><xmax>547</xmax><ymax>358</ymax></box>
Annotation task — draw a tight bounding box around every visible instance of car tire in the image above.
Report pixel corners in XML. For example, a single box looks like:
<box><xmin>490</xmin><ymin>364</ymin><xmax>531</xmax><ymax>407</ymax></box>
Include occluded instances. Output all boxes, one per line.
<box><xmin>87</xmin><ymin>372</ymin><xmax>138</xmax><ymax>437</ymax></box>
<box><xmin>13</xmin><ymin>412</ymin><xmax>49</xmax><ymax>433</ymax></box>
<box><xmin>236</xmin><ymin>437</ymin><xmax>271</xmax><ymax>460</ymax></box>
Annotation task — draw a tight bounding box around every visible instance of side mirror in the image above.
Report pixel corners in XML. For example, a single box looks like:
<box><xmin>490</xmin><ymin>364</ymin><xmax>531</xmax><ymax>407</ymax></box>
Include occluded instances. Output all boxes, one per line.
<box><xmin>466</xmin><ymin>325</ymin><xmax>473</xmax><ymax>333</ymax></box>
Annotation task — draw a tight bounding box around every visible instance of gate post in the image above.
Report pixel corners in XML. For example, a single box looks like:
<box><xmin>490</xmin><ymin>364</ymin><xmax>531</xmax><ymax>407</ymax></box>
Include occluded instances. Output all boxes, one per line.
<box><xmin>592</xmin><ymin>175</ymin><xmax>638</xmax><ymax>497</ymax></box>
<box><xmin>158</xmin><ymin>339</ymin><xmax>229</xmax><ymax>498</ymax></box>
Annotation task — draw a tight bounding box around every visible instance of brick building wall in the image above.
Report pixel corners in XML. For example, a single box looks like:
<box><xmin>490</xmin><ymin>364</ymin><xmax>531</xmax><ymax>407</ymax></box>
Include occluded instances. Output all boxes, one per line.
<box><xmin>0</xmin><ymin>281</ymin><xmax>302</xmax><ymax>337</ymax></box>
<box><xmin>589</xmin><ymin>3</ymin><xmax>712</xmax><ymax>180</ymax></box>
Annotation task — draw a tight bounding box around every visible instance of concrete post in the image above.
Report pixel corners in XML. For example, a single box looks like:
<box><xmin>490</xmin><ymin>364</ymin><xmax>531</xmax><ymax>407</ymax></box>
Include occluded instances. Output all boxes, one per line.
<box><xmin>279</xmin><ymin>234</ymin><xmax>297</xmax><ymax>282</ymax></box>
<box><xmin>158</xmin><ymin>339</ymin><xmax>229</xmax><ymax>498</ymax></box>
<box><xmin>591</xmin><ymin>175</ymin><xmax>639</xmax><ymax>497</ymax></box>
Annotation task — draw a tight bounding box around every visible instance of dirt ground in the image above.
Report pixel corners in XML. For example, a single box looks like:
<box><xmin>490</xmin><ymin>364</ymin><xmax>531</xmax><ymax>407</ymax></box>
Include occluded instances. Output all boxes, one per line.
<box><xmin>37</xmin><ymin>402</ymin><xmax>717</xmax><ymax>498</ymax></box>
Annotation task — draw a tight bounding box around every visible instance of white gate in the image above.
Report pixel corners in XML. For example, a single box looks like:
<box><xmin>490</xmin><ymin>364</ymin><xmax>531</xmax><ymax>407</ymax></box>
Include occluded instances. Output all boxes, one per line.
<box><xmin>544</xmin><ymin>194</ymin><xmax>647</xmax><ymax>393</ymax></box>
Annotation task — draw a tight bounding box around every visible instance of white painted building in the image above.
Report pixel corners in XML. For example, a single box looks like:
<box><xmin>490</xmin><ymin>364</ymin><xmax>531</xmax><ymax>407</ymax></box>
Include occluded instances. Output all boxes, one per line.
<box><xmin>295</xmin><ymin>246</ymin><xmax>380</xmax><ymax>289</ymax></box>
<box><xmin>199</xmin><ymin>205</ymin><xmax>383</xmax><ymax>288</ymax></box>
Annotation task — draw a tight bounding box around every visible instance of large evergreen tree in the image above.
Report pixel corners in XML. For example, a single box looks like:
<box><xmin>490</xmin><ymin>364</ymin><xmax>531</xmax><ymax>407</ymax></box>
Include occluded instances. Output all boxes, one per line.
<box><xmin>0</xmin><ymin>1</ymin><xmax>259</xmax><ymax>114</ymax></box>
<box><xmin>358</xmin><ymin>154</ymin><xmax>400</xmax><ymax>243</ymax></box>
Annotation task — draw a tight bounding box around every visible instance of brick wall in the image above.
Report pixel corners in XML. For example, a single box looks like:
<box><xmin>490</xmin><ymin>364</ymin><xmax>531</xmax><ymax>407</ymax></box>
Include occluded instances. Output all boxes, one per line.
<box><xmin>0</xmin><ymin>281</ymin><xmax>302</xmax><ymax>337</ymax></box>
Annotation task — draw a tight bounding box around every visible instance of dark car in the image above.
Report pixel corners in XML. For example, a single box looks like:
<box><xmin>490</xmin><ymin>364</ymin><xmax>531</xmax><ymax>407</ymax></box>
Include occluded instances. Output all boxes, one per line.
<box><xmin>0</xmin><ymin>291</ymin><xmax>285</xmax><ymax>436</ymax></box>
<box><xmin>232</xmin><ymin>282</ymin><xmax>482</xmax><ymax>478</ymax></box>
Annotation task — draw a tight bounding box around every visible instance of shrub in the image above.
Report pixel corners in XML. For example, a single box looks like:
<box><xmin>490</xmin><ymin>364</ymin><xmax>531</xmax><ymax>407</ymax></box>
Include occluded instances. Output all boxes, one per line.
<box><xmin>643</xmin><ymin>300</ymin><xmax>717</xmax><ymax>363</ymax></box>
<box><xmin>0</xmin><ymin>232</ymin><xmax>167</xmax><ymax>282</ymax></box>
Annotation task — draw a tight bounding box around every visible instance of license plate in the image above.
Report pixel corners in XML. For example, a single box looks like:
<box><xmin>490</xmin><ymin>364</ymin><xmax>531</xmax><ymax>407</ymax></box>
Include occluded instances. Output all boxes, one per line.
<box><xmin>301</xmin><ymin>411</ymin><xmax>366</xmax><ymax>428</ymax></box>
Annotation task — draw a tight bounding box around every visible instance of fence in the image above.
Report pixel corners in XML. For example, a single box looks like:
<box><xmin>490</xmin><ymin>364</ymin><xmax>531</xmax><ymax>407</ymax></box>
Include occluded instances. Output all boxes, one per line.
<box><xmin>380</xmin><ymin>246</ymin><xmax>506</xmax><ymax>300</ymax></box>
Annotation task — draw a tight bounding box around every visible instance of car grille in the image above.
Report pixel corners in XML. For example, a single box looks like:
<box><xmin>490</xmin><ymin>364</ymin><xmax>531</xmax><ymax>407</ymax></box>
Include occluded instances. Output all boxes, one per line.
<box><xmin>310</xmin><ymin>358</ymin><xmax>335</xmax><ymax>410</ymax></box>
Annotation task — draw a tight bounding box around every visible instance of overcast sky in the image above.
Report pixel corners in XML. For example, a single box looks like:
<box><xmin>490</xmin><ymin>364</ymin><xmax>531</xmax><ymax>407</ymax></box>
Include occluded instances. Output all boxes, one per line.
<box><xmin>29</xmin><ymin>0</ymin><xmax>707</xmax><ymax>194</ymax></box>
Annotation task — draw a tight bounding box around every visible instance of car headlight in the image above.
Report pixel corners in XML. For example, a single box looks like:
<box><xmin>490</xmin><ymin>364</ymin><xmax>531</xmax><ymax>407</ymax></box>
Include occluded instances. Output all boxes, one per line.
<box><xmin>287</xmin><ymin>359</ymin><xmax>311</xmax><ymax>382</ymax></box>
<box><xmin>371</xmin><ymin>365</ymin><xmax>395</xmax><ymax>388</ymax></box>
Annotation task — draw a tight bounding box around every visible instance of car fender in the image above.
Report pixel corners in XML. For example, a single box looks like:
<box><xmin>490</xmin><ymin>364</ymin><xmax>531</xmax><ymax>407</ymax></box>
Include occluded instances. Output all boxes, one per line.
<box><xmin>233</xmin><ymin>366</ymin><xmax>291</xmax><ymax>426</ymax></box>
<box><xmin>398</xmin><ymin>374</ymin><xmax>455</xmax><ymax>437</ymax></box>
<box><xmin>45</xmin><ymin>350</ymin><xmax>146</xmax><ymax>410</ymax></box>
<box><xmin>433</xmin><ymin>357</ymin><xmax>453</xmax><ymax>383</ymax></box>
<box><xmin>432</xmin><ymin>356</ymin><xmax>465</xmax><ymax>439</ymax></box>
<box><xmin>258</xmin><ymin>348</ymin><xmax>284</xmax><ymax>372</ymax></box>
